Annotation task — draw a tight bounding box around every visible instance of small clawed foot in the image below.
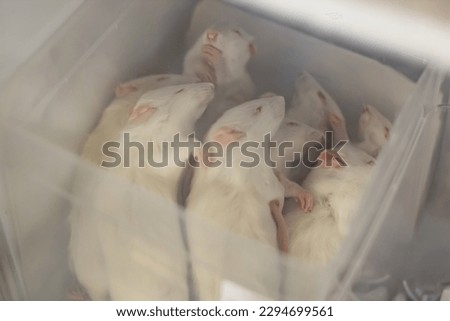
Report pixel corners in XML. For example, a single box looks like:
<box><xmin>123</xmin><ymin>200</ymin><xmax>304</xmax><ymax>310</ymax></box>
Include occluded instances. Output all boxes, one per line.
<box><xmin>201</xmin><ymin>44</ymin><xmax>222</xmax><ymax>66</ymax></box>
<box><xmin>295</xmin><ymin>190</ymin><xmax>313</xmax><ymax>213</ymax></box>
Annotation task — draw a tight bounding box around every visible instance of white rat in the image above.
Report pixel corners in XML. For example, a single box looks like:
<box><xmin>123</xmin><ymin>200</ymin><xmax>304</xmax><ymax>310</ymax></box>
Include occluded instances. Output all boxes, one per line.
<box><xmin>260</xmin><ymin>92</ymin><xmax>322</xmax><ymax>213</ymax></box>
<box><xmin>185</xmin><ymin>96</ymin><xmax>287</xmax><ymax>300</ymax></box>
<box><xmin>183</xmin><ymin>26</ymin><xmax>256</xmax><ymax>139</ymax></box>
<box><xmin>81</xmin><ymin>74</ymin><xmax>198</xmax><ymax>165</ymax></box>
<box><xmin>272</xmin><ymin>117</ymin><xmax>324</xmax><ymax>213</ymax></box>
<box><xmin>285</xmin><ymin>144</ymin><xmax>375</xmax><ymax>265</ymax></box>
<box><xmin>69</xmin><ymin>83</ymin><xmax>214</xmax><ymax>300</ymax></box>
<box><xmin>355</xmin><ymin>103</ymin><xmax>392</xmax><ymax>157</ymax></box>
<box><xmin>288</xmin><ymin>71</ymin><xmax>349</xmax><ymax>141</ymax></box>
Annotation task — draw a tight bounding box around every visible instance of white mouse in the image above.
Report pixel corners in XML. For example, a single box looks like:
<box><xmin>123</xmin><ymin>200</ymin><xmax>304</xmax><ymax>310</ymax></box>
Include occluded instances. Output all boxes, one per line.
<box><xmin>272</xmin><ymin>117</ymin><xmax>324</xmax><ymax>213</ymax></box>
<box><xmin>185</xmin><ymin>96</ymin><xmax>287</xmax><ymax>300</ymax></box>
<box><xmin>355</xmin><ymin>103</ymin><xmax>392</xmax><ymax>157</ymax></box>
<box><xmin>69</xmin><ymin>82</ymin><xmax>214</xmax><ymax>300</ymax></box>
<box><xmin>260</xmin><ymin>92</ymin><xmax>321</xmax><ymax>213</ymax></box>
<box><xmin>285</xmin><ymin>144</ymin><xmax>375</xmax><ymax>265</ymax></box>
<box><xmin>183</xmin><ymin>26</ymin><xmax>256</xmax><ymax>139</ymax></box>
<box><xmin>81</xmin><ymin>74</ymin><xmax>198</xmax><ymax>165</ymax></box>
<box><xmin>183</xmin><ymin>26</ymin><xmax>255</xmax><ymax>88</ymax></box>
<box><xmin>288</xmin><ymin>71</ymin><xmax>349</xmax><ymax>141</ymax></box>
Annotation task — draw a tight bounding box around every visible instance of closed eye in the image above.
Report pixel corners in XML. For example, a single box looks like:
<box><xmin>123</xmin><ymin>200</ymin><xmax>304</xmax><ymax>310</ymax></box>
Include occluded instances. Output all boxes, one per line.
<box><xmin>175</xmin><ymin>88</ymin><xmax>184</xmax><ymax>94</ymax></box>
<box><xmin>254</xmin><ymin>106</ymin><xmax>262</xmax><ymax>114</ymax></box>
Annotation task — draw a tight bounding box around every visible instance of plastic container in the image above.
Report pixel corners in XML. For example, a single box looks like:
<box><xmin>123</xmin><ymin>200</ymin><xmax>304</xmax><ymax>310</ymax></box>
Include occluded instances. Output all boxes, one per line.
<box><xmin>0</xmin><ymin>0</ymin><xmax>446</xmax><ymax>300</ymax></box>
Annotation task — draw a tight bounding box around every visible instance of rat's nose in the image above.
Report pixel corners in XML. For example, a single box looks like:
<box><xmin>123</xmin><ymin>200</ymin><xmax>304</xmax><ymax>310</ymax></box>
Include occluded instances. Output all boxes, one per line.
<box><xmin>295</xmin><ymin>71</ymin><xmax>314</xmax><ymax>87</ymax></box>
<box><xmin>194</xmin><ymin>82</ymin><xmax>215</xmax><ymax>105</ymax></box>
<box><xmin>265</xmin><ymin>96</ymin><xmax>285</xmax><ymax>119</ymax></box>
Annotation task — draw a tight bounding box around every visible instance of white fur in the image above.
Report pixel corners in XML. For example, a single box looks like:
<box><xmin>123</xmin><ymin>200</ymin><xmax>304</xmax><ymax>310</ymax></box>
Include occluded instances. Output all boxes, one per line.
<box><xmin>81</xmin><ymin>74</ymin><xmax>198</xmax><ymax>165</ymax></box>
<box><xmin>186</xmin><ymin>96</ymin><xmax>285</xmax><ymax>300</ymax></box>
<box><xmin>339</xmin><ymin>142</ymin><xmax>376</xmax><ymax>167</ymax></box>
<box><xmin>69</xmin><ymin>83</ymin><xmax>214</xmax><ymax>300</ymax></box>
<box><xmin>271</xmin><ymin>117</ymin><xmax>323</xmax><ymax>212</ymax></box>
<box><xmin>286</xmin><ymin>144</ymin><xmax>374</xmax><ymax>265</ymax></box>
<box><xmin>272</xmin><ymin>117</ymin><xmax>323</xmax><ymax>179</ymax></box>
<box><xmin>288</xmin><ymin>71</ymin><xmax>345</xmax><ymax>133</ymax></box>
<box><xmin>183</xmin><ymin>26</ymin><xmax>256</xmax><ymax>139</ymax></box>
<box><xmin>183</xmin><ymin>26</ymin><xmax>255</xmax><ymax>87</ymax></box>
<box><xmin>355</xmin><ymin>104</ymin><xmax>392</xmax><ymax>157</ymax></box>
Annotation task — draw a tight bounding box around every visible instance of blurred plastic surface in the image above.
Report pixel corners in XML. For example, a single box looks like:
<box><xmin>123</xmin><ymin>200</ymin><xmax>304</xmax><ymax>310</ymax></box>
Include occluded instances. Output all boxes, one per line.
<box><xmin>0</xmin><ymin>0</ymin><xmax>84</xmax><ymax>84</ymax></box>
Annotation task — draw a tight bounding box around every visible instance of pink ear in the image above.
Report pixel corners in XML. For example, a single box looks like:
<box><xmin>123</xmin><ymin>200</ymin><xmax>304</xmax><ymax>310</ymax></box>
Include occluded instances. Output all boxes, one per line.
<box><xmin>360</xmin><ymin>111</ymin><xmax>370</xmax><ymax>124</ymax></box>
<box><xmin>128</xmin><ymin>103</ymin><xmax>157</xmax><ymax>122</ymax></box>
<box><xmin>212</xmin><ymin>127</ymin><xmax>246</xmax><ymax>145</ymax></box>
<box><xmin>206</xmin><ymin>29</ymin><xmax>219</xmax><ymax>42</ymax></box>
<box><xmin>328</xmin><ymin>113</ymin><xmax>342</xmax><ymax>128</ymax></box>
<box><xmin>115</xmin><ymin>83</ymin><xmax>138</xmax><ymax>97</ymax></box>
<box><xmin>362</xmin><ymin>103</ymin><xmax>372</xmax><ymax>114</ymax></box>
<box><xmin>317</xmin><ymin>150</ymin><xmax>343</xmax><ymax>169</ymax></box>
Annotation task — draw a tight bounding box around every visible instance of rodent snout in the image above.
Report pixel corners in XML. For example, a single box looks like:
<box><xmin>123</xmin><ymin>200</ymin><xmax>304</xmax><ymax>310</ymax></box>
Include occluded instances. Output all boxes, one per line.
<box><xmin>194</xmin><ymin>82</ymin><xmax>215</xmax><ymax>103</ymax></box>
<box><xmin>265</xmin><ymin>96</ymin><xmax>285</xmax><ymax>119</ymax></box>
<box><xmin>295</xmin><ymin>71</ymin><xmax>312</xmax><ymax>87</ymax></box>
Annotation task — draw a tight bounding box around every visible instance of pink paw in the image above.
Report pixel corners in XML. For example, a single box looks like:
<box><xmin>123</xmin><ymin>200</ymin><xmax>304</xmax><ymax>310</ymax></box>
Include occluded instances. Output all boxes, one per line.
<box><xmin>201</xmin><ymin>44</ymin><xmax>222</xmax><ymax>67</ymax></box>
<box><xmin>295</xmin><ymin>190</ymin><xmax>313</xmax><ymax>213</ymax></box>
<box><xmin>195</xmin><ymin>61</ymin><xmax>216</xmax><ymax>84</ymax></box>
